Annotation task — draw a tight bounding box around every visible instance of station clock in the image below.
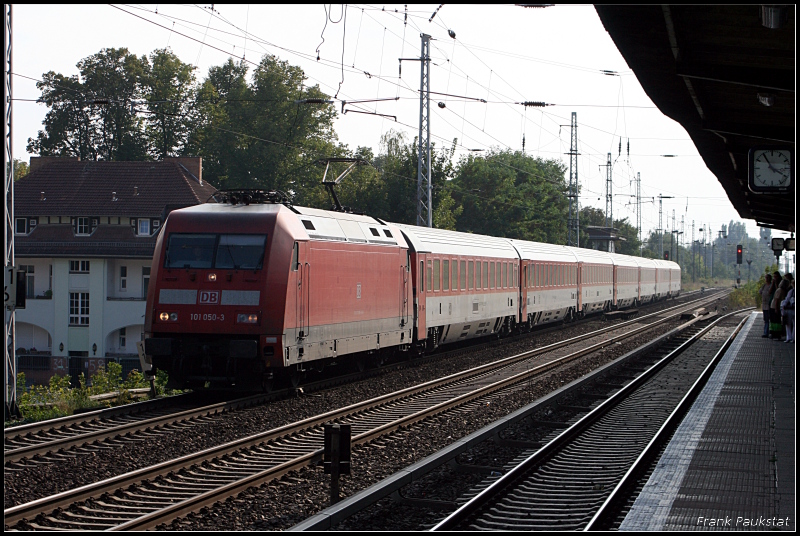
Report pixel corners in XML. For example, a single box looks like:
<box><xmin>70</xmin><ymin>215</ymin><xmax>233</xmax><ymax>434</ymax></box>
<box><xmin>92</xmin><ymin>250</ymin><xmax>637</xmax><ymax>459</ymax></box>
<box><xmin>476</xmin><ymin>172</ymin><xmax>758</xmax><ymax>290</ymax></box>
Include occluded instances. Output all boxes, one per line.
<box><xmin>748</xmin><ymin>147</ymin><xmax>793</xmax><ymax>193</ymax></box>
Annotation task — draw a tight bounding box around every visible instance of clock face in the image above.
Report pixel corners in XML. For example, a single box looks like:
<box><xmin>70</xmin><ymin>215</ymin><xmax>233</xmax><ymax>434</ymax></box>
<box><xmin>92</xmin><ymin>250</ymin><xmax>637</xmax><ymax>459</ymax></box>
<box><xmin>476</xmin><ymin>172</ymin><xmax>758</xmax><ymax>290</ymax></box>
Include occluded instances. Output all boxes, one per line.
<box><xmin>753</xmin><ymin>149</ymin><xmax>791</xmax><ymax>187</ymax></box>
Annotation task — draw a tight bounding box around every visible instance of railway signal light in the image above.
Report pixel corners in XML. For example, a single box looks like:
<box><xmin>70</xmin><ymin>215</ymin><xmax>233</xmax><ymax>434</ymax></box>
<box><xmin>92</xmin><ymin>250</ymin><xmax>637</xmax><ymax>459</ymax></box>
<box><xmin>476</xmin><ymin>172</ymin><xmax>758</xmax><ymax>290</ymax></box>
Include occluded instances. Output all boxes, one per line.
<box><xmin>737</xmin><ymin>245</ymin><xmax>743</xmax><ymax>264</ymax></box>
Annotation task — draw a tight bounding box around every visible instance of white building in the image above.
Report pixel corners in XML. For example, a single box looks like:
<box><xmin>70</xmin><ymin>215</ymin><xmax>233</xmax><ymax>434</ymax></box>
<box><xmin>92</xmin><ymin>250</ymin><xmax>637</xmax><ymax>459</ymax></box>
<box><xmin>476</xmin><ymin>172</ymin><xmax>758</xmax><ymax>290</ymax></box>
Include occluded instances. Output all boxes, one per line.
<box><xmin>14</xmin><ymin>156</ymin><xmax>217</xmax><ymax>384</ymax></box>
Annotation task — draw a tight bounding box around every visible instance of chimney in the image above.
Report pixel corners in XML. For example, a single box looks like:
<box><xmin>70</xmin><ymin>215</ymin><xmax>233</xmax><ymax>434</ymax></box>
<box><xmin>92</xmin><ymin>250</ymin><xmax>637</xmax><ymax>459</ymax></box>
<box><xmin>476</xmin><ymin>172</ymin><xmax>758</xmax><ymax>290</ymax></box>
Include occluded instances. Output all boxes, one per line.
<box><xmin>30</xmin><ymin>156</ymin><xmax>80</xmax><ymax>173</ymax></box>
<box><xmin>165</xmin><ymin>157</ymin><xmax>202</xmax><ymax>184</ymax></box>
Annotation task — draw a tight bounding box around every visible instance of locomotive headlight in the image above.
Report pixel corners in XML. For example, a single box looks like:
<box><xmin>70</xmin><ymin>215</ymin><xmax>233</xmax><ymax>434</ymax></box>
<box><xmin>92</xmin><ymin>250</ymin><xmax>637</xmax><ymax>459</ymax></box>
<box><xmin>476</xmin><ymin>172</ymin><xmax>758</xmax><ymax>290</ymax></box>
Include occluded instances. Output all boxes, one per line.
<box><xmin>159</xmin><ymin>312</ymin><xmax>169</xmax><ymax>321</ymax></box>
<box><xmin>170</xmin><ymin>312</ymin><xmax>179</xmax><ymax>321</ymax></box>
<box><xmin>160</xmin><ymin>312</ymin><xmax>178</xmax><ymax>322</ymax></box>
<box><xmin>237</xmin><ymin>313</ymin><xmax>259</xmax><ymax>324</ymax></box>
<box><xmin>208</xmin><ymin>273</ymin><xmax>217</xmax><ymax>282</ymax></box>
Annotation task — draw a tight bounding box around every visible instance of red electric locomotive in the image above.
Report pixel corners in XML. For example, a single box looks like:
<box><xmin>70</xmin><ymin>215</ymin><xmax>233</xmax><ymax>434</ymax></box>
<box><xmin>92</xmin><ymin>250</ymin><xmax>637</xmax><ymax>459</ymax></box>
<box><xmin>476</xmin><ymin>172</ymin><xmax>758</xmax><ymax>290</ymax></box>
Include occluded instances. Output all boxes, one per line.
<box><xmin>144</xmin><ymin>191</ymin><xmax>412</xmax><ymax>389</ymax></box>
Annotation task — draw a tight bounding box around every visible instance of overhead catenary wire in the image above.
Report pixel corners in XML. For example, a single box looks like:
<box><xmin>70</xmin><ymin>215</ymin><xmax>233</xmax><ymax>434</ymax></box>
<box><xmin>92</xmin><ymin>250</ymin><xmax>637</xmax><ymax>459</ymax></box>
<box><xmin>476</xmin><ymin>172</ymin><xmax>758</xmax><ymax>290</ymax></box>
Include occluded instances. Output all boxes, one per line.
<box><xmin>48</xmin><ymin>5</ymin><xmax>715</xmax><ymax>239</ymax></box>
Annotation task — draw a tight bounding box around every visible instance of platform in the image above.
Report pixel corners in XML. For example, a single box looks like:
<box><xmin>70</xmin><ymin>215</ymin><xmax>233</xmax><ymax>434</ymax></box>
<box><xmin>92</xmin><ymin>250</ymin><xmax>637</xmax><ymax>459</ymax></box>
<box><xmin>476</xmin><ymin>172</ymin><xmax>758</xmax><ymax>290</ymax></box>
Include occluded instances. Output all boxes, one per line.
<box><xmin>620</xmin><ymin>311</ymin><xmax>795</xmax><ymax>531</ymax></box>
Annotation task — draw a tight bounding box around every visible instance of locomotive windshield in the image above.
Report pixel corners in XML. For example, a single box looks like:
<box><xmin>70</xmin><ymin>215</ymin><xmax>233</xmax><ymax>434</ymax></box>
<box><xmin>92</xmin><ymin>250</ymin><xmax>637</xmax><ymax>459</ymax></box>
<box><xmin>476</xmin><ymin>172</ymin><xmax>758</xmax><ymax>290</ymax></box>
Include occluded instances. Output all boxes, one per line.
<box><xmin>165</xmin><ymin>233</ymin><xmax>267</xmax><ymax>270</ymax></box>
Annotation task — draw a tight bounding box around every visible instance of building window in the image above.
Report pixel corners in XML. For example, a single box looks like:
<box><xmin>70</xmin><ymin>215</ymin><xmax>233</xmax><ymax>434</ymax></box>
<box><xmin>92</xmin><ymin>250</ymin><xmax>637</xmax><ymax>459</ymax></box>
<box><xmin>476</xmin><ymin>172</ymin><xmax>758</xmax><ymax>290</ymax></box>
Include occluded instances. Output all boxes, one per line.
<box><xmin>142</xmin><ymin>266</ymin><xmax>150</xmax><ymax>298</ymax></box>
<box><xmin>20</xmin><ymin>265</ymin><xmax>34</xmax><ymax>298</ymax></box>
<box><xmin>120</xmin><ymin>266</ymin><xmax>127</xmax><ymax>291</ymax></box>
<box><xmin>138</xmin><ymin>219</ymin><xmax>150</xmax><ymax>236</ymax></box>
<box><xmin>69</xmin><ymin>292</ymin><xmax>90</xmax><ymax>325</ymax></box>
<box><xmin>119</xmin><ymin>327</ymin><xmax>126</xmax><ymax>348</ymax></box>
<box><xmin>76</xmin><ymin>217</ymin><xmax>90</xmax><ymax>235</ymax></box>
<box><xmin>15</xmin><ymin>218</ymin><xmax>26</xmax><ymax>235</ymax></box>
<box><xmin>69</xmin><ymin>260</ymin><xmax>90</xmax><ymax>273</ymax></box>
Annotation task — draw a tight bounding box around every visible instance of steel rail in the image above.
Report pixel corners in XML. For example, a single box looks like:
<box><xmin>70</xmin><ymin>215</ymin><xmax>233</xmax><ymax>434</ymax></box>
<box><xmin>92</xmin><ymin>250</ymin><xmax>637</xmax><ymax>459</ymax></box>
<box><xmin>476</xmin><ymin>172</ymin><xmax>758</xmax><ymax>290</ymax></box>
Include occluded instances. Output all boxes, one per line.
<box><xmin>4</xmin><ymin>292</ymin><xmax>727</xmax><ymax>529</ymax></box>
<box><xmin>430</xmin><ymin>308</ymin><xmax>750</xmax><ymax>531</ymax></box>
<box><xmin>4</xmin><ymin>393</ymin><xmax>272</xmax><ymax>464</ymax></box>
<box><xmin>583</xmin><ymin>312</ymin><xmax>751</xmax><ymax>531</ymax></box>
<box><xmin>4</xmin><ymin>290</ymin><xmax>721</xmax><ymax>468</ymax></box>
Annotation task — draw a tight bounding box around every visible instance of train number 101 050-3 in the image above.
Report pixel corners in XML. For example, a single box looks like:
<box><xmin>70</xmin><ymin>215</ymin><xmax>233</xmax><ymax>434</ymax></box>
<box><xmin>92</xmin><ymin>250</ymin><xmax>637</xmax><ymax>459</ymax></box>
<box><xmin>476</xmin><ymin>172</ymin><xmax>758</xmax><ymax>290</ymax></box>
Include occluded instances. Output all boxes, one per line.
<box><xmin>190</xmin><ymin>313</ymin><xmax>225</xmax><ymax>321</ymax></box>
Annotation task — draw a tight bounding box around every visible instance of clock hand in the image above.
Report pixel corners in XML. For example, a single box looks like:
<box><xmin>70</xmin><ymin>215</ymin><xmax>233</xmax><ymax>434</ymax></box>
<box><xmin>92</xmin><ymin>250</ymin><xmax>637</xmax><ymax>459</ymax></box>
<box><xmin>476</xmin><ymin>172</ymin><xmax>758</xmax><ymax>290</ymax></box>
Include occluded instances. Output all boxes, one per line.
<box><xmin>761</xmin><ymin>153</ymin><xmax>781</xmax><ymax>174</ymax></box>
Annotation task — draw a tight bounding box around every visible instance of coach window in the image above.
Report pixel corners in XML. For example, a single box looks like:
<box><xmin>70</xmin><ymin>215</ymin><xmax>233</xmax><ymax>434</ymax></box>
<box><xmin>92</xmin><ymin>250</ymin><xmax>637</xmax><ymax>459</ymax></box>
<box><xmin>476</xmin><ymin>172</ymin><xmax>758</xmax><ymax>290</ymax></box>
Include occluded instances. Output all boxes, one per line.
<box><xmin>483</xmin><ymin>261</ymin><xmax>489</xmax><ymax>288</ymax></box>
<box><xmin>433</xmin><ymin>260</ymin><xmax>440</xmax><ymax>291</ymax></box>
<box><xmin>452</xmin><ymin>260</ymin><xmax>458</xmax><ymax>291</ymax></box>
<box><xmin>443</xmin><ymin>260</ymin><xmax>450</xmax><ymax>291</ymax></box>
<box><xmin>459</xmin><ymin>261</ymin><xmax>466</xmax><ymax>290</ymax></box>
<box><xmin>475</xmin><ymin>261</ymin><xmax>481</xmax><ymax>290</ymax></box>
<box><xmin>514</xmin><ymin>264</ymin><xmax>518</xmax><ymax>287</ymax></box>
<box><xmin>489</xmin><ymin>262</ymin><xmax>495</xmax><ymax>289</ymax></box>
<box><xmin>468</xmin><ymin>261</ymin><xmax>474</xmax><ymax>290</ymax></box>
<box><xmin>427</xmin><ymin>260</ymin><xmax>432</xmax><ymax>292</ymax></box>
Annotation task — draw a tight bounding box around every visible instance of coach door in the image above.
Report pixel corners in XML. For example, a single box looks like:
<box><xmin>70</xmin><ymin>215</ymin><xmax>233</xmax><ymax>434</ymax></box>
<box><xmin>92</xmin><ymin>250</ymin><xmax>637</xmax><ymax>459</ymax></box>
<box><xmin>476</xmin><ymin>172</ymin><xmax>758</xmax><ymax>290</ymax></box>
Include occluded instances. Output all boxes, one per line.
<box><xmin>401</xmin><ymin>253</ymin><xmax>410</xmax><ymax>328</ymax></box>
<box><xmin>293</xmin><ymin>242</ymin><xmax>309</xmax><ymax>341</ymax></box>
<box><xmin>415</xmin><ymin>255</ymin><xmax>427</xmax><ymax>340</ymax></box>
<box><xmin>521</xmin><ymin>263</ymin><xmax>528</xmax><ymax>322</ymax></box>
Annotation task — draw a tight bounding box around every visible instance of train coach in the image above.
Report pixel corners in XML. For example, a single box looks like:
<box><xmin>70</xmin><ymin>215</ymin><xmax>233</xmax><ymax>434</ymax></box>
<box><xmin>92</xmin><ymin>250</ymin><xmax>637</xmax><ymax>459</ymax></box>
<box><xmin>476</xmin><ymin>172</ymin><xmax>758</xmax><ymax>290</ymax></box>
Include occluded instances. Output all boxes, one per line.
<box><xmin>143</xmin><ymin>191</ymin><xmax>680</xmax><ymax>389</ymax></box>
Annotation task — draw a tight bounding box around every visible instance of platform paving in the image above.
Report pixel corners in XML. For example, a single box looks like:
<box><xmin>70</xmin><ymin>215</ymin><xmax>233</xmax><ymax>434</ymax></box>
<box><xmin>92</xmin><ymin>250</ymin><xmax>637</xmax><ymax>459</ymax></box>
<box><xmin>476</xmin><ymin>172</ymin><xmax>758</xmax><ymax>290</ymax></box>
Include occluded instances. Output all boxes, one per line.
<box><xmin>620</xmin><ymin>312</ymin><xmax>795</xmax><ymax>531</ymax></box>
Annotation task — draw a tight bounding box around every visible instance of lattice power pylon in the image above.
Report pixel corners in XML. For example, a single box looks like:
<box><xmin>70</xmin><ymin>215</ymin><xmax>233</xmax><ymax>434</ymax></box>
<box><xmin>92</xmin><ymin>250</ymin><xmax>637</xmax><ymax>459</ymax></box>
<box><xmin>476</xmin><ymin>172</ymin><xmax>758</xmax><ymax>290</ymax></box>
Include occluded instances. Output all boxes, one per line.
<box><xmin>4</xmin><ymin>3</ymin><xmax>18</xmax><ymax>419</ymax></box>
<box><xmin>567</xmin><ymin>112</ymin><xmax>579</xmax><ymax>247</ymax></box>
<box><xmin>416</xmin><ymin>33</ymin><xmax>432</xmax><ymax>227</ymax></box>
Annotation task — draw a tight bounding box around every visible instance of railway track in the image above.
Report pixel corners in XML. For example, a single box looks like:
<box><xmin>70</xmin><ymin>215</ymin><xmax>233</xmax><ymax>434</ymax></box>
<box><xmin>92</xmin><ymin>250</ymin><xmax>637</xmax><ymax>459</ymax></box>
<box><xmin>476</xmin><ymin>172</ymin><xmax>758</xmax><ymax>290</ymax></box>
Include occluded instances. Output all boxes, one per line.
<box><xmin>3</xmin><ymin>289</ymin><xmax>712</xmax><ymax>471</ymax></box>
<box><xmin>3</xmin><ymin>392</ymin><xmax>277</xmax><ymax>467</ymax></box>
<box><xmin>4</xmin><ymin>291</ymin><xmax>729</xmax><ymax>530</ymax></box>
<box><xmin>428</xmin><ymin>310</ymin><xmax>749</xmax><ymax>531</ymax></box>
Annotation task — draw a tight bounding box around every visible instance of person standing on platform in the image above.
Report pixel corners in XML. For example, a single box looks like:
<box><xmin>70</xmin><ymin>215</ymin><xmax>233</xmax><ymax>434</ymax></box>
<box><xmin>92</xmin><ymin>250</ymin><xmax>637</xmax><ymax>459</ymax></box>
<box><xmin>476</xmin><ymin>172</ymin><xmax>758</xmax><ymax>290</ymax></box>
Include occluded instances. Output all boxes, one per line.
<box><xmin>760</xmin><ymin>274</ymin><xmax>773</xmax><ymax>338</ymax></box>
<box><xmin>781</xmin><ymin>275</ymin><xmax>794</xmax><ymax>343</ymax></box>
<box><xmin>771</xmin><ymin>276</ymin><xmax>789</xmax><ymax>340</ymax></box>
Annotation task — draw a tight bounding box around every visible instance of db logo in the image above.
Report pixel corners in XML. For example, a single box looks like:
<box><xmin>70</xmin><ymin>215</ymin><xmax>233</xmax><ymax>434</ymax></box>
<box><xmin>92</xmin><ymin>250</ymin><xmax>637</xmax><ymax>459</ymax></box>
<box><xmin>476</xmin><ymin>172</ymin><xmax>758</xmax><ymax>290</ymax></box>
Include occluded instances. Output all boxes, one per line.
<box><xmin>199</xmin><ymin>291</ymin><xmax>220</xmax><ymax>304</ymax></box>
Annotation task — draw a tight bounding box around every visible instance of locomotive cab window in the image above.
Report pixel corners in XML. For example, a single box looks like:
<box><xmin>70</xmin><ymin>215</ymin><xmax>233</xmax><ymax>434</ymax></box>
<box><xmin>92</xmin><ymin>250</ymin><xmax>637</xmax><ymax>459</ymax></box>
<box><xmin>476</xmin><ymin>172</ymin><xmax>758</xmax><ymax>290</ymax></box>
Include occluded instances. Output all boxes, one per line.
<box><xmin>165</xmin><ymin>234</ymin><xmax>216</xmax><ymax>268</ymax></box>
<box><xmin>216</xmin><ymin>235</ymin><xmax>267</xmax><ymax>270</ymax></box>
<box><xmin>164</xmin><ymin>233</ymin><xmax>267</xmax><ymax>270</ymax></box>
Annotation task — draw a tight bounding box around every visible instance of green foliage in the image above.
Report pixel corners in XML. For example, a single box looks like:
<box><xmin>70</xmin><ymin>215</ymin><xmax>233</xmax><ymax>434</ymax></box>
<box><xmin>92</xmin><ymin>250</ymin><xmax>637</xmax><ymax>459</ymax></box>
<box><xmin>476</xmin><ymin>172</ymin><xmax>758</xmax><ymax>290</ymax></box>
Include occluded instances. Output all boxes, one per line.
<box><xmin>451</xmin><ymin>149</ymin><xmax>568</xmax><ymax>242</ymax></box>
<box><xmin>28</xmin><ymin>48</ymin><xmax>150</xmax><ymax>161</ymax></box>
<box><xmin>11</xmin><ymin>363</ymin><xmax>168</xmax><ymax>425</ymax></box>
<box><xmin>729</xmin><ymin>278</ymin><xmax>763</xmax><ymax>309</ymax></box>
<box><xmin>6</xmin><ymin>158</ymin><xmax>29</xmax><ymax>180</ymax></box>
<box><xmin>16</xmin><ymin>373</ymin><xmax>97</xmax><ymax>422</ymax></box>
<box><xmin>185</xmin><ymin>55</ymin><xmax>339</xmax><ymax>196</ymax></box>
<box><xmin>144</xmin><ymin>48</ymin><xmax>197</xmax><ymax>158</ymax></box>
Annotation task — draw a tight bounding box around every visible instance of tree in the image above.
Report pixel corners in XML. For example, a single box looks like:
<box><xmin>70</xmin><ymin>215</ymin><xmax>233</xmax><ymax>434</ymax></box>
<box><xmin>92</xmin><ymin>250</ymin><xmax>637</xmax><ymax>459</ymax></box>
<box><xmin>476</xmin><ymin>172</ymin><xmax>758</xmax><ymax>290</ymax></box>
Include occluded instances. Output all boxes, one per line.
<box><xmin>452</xmin><ymin>149</ymin><xmax>568</xmax><ymax>242</ymax></box>
<box><xmin>27</xmin><ymin>48</ymin><xmax>149</xmax><ymax>161</ymax></box>
<box><xmin>185</xmin><ymin>55</ymin><xmax>339</xmax><ymax>198</ymax></box>
<box><xmin>143</xmin><ymin>48</ymin><xmax>197</xmax><ymax>159</ymax></box>
<box><xmin>371</xmin><ymin>130</ymin><xmax>461</xmax><ymax>228</ymax></box>
<box><xmin>6</xmin><ymin>158</ymin><xmax>29</xmax><ymax>180</ymax></box>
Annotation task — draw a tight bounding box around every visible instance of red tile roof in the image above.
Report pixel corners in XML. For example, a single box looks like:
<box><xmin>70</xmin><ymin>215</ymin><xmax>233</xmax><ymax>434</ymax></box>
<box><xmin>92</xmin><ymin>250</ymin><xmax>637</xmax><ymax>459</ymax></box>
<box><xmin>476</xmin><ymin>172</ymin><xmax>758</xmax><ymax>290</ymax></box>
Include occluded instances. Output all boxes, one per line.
<box><xmin>16</xmin><ymin>159</ymin><xmax>218</xmax><ymax>217</ymax></box>
<box><xmin>16</xmin><ymin>224</ymin><xmax>158</xmax><ymax>259</ymax></box>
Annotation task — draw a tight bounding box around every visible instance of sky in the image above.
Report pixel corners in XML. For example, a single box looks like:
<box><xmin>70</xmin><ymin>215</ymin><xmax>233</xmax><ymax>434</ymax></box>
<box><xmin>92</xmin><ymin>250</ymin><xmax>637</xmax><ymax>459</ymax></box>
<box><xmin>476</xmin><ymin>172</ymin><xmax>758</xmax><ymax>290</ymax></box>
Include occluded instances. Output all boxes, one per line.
<box><xmin>9</xmin><ymin>4</ymin><xmax>795</xmax><ymax>254</ymax></box>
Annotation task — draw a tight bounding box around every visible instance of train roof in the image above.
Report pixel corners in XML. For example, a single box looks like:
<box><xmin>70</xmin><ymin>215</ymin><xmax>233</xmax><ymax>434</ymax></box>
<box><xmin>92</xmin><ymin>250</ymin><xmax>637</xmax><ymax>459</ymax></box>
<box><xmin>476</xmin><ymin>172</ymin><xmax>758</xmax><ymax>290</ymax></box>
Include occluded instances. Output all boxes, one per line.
<box><xmin>508</xmin><ymin>240</ymin><xmax>579</xmax><ymax>263</ymax></box>
<box><xmin>607</xmin><ymin>252</ymin><xmax>640</xmax><ymax>268</ymax></box>
<box><xmin>652</xmin><ymin>259</ymin><xmax>681</xmax><ymax>270</ymax></box>
<box><xmin>566</xmin><ymin>247</ymin><xmax>615</xmax><ymax>265</ymax></box>
<box><xmin>292</xmin><ymin>207</ymin><xmax>403</xmax><ymax>247</ymax></box>
<box><xmin>393</xmin><ymin>223</ymin><xmax>518</xmax><ymax>259</ymax></box>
